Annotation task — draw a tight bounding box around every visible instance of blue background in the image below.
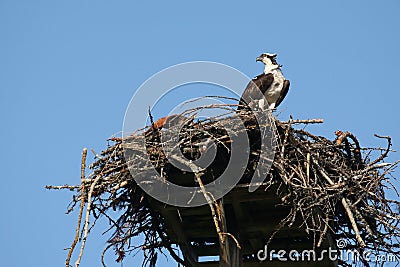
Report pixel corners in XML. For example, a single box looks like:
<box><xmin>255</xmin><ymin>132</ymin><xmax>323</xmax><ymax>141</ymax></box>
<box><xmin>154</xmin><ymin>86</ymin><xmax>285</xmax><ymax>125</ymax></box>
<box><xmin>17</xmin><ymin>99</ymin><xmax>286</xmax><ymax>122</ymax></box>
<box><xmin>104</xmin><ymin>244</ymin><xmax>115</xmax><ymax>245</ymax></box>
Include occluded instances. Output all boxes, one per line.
<box><xmin>1</xmin><ymin>1</ymin><xmax>399</xmax><ymax>266</ymax></box>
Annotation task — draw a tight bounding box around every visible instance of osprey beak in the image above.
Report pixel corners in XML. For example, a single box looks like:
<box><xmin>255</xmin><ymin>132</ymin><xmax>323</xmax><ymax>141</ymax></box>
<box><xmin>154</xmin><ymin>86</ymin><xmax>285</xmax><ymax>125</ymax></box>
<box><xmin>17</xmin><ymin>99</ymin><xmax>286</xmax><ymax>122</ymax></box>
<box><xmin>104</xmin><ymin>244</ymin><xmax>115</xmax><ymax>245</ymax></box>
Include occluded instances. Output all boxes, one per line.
<box><xmin>256</xmin><ymin>56</ymin><xmax>262</xmax><ymax>62</ymax></box>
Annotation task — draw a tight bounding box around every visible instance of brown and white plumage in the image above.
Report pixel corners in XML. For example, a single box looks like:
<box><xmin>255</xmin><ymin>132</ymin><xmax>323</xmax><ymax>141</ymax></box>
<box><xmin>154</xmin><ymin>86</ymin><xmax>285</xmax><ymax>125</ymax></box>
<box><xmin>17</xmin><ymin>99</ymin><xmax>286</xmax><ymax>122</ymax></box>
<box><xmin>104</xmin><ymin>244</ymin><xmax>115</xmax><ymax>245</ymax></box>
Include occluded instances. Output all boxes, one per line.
<box><xmin>238</xmin><ymin>53</ymin><xmax>290</xmax><ymax>111</ymax></box>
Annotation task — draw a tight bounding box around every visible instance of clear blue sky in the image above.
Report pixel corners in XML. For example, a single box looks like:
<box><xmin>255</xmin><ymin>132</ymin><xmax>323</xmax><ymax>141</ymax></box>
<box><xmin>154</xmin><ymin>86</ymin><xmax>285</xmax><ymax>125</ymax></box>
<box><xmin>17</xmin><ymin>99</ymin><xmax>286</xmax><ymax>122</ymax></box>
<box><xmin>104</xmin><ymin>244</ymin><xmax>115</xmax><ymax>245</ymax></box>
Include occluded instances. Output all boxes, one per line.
<box><xmin>1</xmin><ymin>1</ymin><xmax>399</xmax><ymax>266</ymax></box>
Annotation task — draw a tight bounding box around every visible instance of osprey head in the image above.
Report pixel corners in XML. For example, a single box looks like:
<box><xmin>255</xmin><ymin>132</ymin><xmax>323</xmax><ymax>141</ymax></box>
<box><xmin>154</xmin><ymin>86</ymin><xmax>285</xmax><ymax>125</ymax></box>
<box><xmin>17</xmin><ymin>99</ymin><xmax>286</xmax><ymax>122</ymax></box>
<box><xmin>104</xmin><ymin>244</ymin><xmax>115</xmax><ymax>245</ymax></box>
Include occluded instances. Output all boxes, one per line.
<box><xmin>256</xmin><ymin>53</ymin><xmax>278</xmax><ymax>65</ymax></box>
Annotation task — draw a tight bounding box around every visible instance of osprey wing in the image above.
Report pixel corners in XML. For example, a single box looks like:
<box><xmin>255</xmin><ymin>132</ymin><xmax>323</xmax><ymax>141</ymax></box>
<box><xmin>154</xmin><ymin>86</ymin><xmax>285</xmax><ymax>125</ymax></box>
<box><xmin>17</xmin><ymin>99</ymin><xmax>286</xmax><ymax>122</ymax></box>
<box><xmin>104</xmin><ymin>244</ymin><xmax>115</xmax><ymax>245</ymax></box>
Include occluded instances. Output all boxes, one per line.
<box><xmin>275</xmin><ymin>79</ymin><xmax>290</xmax><ymax>108</ymax></box>
<box><xmin>238</xmin><ymin>73</ymin><xmax>274</xmax><ymax>110</ymax></box>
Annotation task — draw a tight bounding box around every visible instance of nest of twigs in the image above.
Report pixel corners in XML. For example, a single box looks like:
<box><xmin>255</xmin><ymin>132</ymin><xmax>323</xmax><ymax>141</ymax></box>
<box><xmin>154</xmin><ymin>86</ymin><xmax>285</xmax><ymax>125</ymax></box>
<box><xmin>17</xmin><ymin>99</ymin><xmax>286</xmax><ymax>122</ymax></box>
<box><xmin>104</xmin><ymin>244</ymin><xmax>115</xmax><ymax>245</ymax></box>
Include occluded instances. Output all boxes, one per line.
<box><xmin>47</xmin><ymin>103</ymin><xmax>400</xmax><ymax>267</ymax></box>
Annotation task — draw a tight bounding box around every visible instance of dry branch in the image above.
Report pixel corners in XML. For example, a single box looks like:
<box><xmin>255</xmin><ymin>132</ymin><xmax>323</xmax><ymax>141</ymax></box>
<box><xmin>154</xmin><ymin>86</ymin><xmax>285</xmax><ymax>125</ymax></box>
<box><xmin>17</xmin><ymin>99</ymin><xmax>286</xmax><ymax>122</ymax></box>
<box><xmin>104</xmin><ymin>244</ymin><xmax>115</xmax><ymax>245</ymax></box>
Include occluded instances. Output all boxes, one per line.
<box><xmin>65</xmin><ymin>148</ymin><xmax>87</xmax><ymax>267</ymax></box>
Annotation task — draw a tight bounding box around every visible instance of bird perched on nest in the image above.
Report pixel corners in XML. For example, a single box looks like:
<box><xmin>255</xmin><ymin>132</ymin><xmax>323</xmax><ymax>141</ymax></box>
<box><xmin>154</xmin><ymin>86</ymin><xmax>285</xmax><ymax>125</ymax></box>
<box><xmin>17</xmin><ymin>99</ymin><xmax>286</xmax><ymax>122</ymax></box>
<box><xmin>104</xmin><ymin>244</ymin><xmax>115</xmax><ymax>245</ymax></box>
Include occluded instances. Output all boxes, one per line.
<box><xmin>238</xmin><ymin>53</ymin><xmax>290</xmax><ymax>111</ymax></box>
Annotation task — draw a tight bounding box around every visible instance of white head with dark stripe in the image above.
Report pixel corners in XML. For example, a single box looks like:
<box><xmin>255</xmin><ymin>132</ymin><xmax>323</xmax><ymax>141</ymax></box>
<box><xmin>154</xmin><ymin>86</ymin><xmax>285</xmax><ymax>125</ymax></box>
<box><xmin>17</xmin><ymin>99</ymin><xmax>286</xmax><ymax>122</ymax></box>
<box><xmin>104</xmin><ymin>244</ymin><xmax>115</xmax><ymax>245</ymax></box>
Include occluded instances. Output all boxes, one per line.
<box><xmin>256</xmin><ymin>53</ymin><xmax>281</xmax><ymax>74</ymax></box>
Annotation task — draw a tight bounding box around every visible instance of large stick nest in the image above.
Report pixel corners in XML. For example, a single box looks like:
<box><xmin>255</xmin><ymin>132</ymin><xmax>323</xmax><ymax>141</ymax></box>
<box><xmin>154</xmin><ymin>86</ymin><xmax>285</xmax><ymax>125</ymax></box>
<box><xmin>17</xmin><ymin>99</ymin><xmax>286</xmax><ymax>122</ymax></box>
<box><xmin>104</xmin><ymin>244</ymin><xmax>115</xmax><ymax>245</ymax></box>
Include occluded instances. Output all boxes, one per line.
<box><xmin>48</xmin><ymin>103</ymin><xmax>400</xmax><ymax>267</ymax></box>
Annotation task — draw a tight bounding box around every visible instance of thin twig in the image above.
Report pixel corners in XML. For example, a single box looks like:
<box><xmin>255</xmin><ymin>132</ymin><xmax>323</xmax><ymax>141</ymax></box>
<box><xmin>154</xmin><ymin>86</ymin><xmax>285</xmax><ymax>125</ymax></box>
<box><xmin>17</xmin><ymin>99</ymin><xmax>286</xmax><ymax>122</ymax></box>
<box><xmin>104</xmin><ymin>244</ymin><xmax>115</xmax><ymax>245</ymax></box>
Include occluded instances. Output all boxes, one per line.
<box><xmin>46</xmin><ymin>185</ymin><xmax>80</xmax><ymax>190</ymax></box>
<box><xmin>369</xmin><ymin>134</ymin><xmax>392</xmax><ymax>166</ymax></box>
<box><xmin>281</xmin><ymin>118</ymin><xmax>324</xmax><ymax>124</ymax></box>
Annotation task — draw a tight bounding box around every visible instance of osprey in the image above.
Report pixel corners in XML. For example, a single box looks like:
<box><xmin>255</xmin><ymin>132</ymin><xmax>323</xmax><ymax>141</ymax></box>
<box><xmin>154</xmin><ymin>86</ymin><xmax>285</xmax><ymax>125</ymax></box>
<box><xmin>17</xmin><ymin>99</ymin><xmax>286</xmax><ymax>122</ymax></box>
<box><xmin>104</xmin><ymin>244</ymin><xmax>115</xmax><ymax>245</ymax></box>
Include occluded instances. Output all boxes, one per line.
<box><xmin>238</xmin><ymin>53</ymin><xmax>290</xmax><ymax>111</ymax></box>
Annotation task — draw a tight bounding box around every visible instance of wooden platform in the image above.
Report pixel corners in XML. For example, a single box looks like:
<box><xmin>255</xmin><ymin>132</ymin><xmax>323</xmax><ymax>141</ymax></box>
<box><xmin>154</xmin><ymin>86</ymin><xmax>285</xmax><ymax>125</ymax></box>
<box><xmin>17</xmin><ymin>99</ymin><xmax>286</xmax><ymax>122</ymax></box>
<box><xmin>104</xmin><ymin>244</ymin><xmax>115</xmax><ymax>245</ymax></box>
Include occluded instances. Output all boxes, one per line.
<box><xmin>148</xmin><ymin>183</ymin><xmax>338</xmax><ymax>267</ymax></box>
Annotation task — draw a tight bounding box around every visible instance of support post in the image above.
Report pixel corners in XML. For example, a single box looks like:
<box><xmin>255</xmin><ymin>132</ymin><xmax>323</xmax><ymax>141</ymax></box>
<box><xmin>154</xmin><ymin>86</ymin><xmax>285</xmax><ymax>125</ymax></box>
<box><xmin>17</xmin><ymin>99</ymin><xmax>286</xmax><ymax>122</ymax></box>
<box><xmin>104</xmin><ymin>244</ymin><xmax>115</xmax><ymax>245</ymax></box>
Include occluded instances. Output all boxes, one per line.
<box><xmin>218</xmin><ymin>199</ymin><xmax>242</xmax><ymax>267</ymax></box>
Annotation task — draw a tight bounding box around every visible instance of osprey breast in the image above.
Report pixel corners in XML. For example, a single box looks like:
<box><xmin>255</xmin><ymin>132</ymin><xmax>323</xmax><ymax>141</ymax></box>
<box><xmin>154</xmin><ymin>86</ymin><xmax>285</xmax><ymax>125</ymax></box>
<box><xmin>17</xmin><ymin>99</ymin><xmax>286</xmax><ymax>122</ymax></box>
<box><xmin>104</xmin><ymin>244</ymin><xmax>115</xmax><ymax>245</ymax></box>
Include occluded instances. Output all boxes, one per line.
<box><xmin>265</xmin><ymin>70</ymin><xmax>284</xmax><ymax>103</ymax></box>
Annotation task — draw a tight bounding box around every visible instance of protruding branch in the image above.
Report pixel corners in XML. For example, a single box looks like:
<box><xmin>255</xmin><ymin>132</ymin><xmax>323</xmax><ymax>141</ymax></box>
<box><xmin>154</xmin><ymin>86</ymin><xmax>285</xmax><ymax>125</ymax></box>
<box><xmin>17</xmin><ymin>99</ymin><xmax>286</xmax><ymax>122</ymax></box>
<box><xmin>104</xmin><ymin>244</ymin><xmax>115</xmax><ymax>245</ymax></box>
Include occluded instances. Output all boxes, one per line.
<box><xmin>66</xmin><ymin>148</ymin><xmax>87</xmax><ymax>267</ymax></box>
<box><xmin>369</xmin><ymin>134</ymin><xmax>392</xmax><ymax>166</ymax></box>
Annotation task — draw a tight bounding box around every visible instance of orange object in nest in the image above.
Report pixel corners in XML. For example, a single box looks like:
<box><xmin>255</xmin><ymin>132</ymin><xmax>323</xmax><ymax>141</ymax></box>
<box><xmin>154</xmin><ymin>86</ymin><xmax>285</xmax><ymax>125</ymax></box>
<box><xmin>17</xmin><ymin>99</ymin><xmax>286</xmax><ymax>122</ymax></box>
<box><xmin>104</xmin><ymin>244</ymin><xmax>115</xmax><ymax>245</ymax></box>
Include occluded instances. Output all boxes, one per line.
<box><xmin>335</xmin><ymin>130</ymin><xmax>343</xmax><ymax>145</ymax></box>
<box><xmin>145</xmin><ymin>115</ymin><xmax>191</xmax><ymax>135</ymax></box>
